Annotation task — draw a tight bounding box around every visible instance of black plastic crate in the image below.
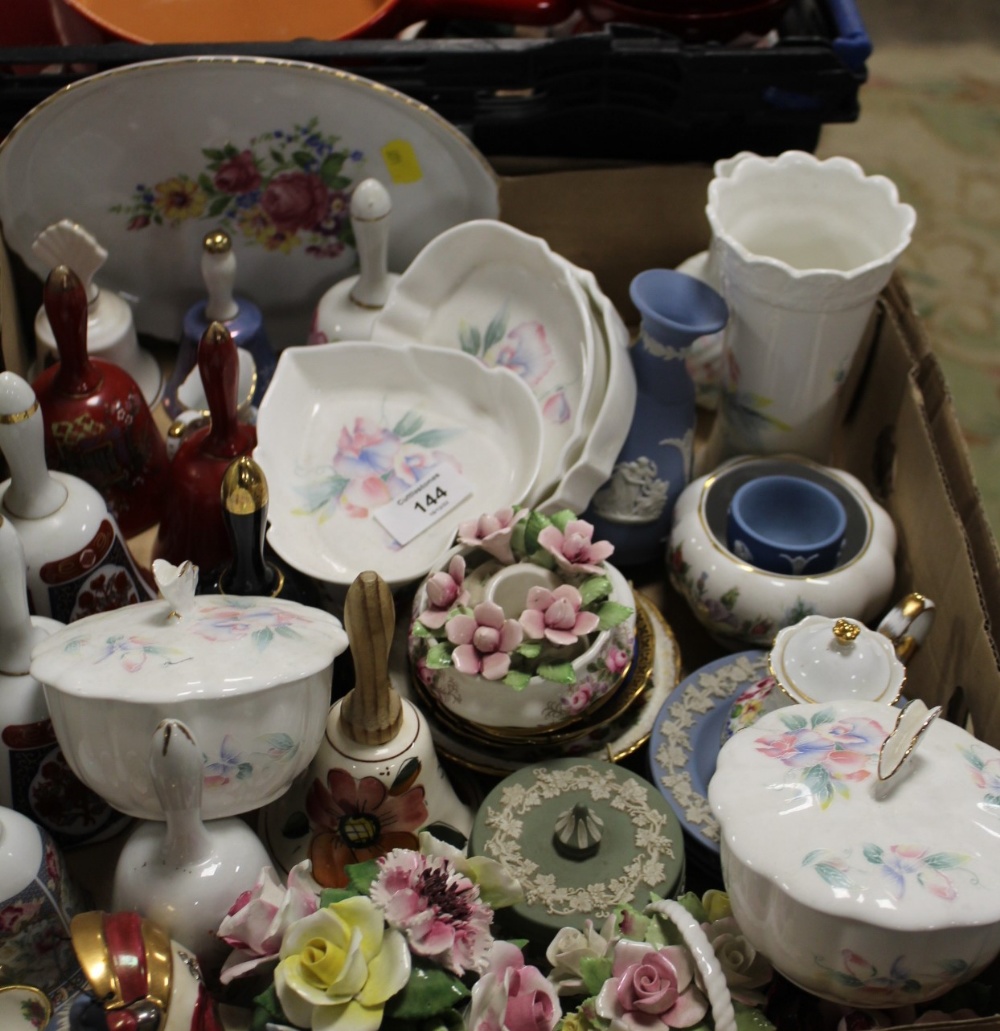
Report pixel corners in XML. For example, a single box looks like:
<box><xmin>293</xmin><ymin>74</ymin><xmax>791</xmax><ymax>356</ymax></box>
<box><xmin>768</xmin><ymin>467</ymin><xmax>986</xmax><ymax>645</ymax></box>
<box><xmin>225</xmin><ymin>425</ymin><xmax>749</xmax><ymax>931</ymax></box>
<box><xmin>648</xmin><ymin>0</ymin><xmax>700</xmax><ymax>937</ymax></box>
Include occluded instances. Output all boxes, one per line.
<box><xmin>0</xmin><ymin>0</ymin><xmax>869</xmax><ymax>162</ymax></box>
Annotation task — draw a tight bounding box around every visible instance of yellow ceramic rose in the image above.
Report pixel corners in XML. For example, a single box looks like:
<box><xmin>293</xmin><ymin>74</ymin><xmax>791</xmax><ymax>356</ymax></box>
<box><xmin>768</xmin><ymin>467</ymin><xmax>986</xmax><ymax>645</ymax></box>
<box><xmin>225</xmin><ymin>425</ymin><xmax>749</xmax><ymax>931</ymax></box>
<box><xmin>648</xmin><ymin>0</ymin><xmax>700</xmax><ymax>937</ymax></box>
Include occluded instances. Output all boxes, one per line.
<box><xmin>274</xmin><ymin>895</ymin><xmax>411</xmax><ymax>1031</ymax></box>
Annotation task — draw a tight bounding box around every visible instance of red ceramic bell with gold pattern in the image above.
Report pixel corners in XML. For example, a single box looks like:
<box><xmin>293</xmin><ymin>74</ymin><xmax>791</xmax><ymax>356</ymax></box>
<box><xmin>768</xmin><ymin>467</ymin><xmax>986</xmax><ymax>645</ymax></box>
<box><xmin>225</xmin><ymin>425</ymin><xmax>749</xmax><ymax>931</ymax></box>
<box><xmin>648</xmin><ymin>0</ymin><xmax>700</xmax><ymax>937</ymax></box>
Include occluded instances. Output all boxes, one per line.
<box><xmin>153</xmin><ymin>321</ymin><xmax>257</xmax><ymax>572</ymax></box>
<box><xmin>32</xmin><ymin>264</ymin><xmax>169</xmax><ymax>538</ymax></box>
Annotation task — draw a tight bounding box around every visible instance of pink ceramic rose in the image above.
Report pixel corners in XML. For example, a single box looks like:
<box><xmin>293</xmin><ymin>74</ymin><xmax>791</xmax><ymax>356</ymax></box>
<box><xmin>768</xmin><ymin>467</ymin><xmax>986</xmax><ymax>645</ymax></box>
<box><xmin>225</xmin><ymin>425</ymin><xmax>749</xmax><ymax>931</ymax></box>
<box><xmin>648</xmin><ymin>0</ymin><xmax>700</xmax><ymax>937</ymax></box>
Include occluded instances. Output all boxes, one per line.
<box><xmin>467</xmin><ymin>940</ymin><xmax>562</xmax><ymax>1031</ymax></box>
<box><xmin>217</xmin><ymin>860</ymin><xmax>320</xmax><ymax>984</ymax></box>
<box><xmin>213</xmin><ymin>149</ymin><xmax>261</xmax><ymax>194</ymax></box>
<box><xmin>446</xmin><ymin>601</ymin><xmax>524</xmax><ymax>680</ymax></box>
<box><xmin>419</xmin><ymin>555</ymin><xmax>469</xmax><ymax>630</ymax></box>
<box><xmin>519</xmin><ymin>584</ymin><xmax>600</xmax><ymax>647</ymax></box>
<box><xmin>537</xmin><ymin>519</ymin><xmax>614</xmax><ymax>575</ymax></box>
<box><xmin>595</xmin><ymin>940</ymin><xmax>708</xmax><ymax>1031</ymax></box>
<box><xmin>457</xmin><ymin>507</ymin><xmax>528</xmax><ymax>564</ymax></box>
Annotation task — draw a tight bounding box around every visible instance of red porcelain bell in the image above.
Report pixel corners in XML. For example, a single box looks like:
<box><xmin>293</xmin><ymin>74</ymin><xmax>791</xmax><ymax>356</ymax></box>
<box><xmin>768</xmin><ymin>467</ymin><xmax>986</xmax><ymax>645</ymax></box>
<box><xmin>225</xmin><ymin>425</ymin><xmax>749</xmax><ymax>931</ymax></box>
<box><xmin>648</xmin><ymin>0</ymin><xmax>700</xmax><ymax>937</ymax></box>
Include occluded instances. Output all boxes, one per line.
<box><xmin>32</xmin><ymin>264</ymin><xmax>169</xmax><ymax>538</ymax></box>
<box><xmin>153</xmin><ymin>321</ymin><xmax>257</xmax><ymax>571</ymax></box>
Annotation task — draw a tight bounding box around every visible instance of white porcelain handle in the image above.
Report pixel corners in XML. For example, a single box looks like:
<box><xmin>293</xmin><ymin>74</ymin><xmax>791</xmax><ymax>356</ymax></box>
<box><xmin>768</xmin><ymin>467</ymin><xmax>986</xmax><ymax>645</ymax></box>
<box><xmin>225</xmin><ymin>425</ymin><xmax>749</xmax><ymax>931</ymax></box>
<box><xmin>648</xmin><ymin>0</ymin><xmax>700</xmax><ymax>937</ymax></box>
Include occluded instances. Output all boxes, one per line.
<box><xmin>349</xmin><ymin>178</ymin><xmax>394</xmax><ymax>309</ymax></box>
<box><xmin>0</xmin><ymin>516</ymin><xmax>35</xmax><ymax>675</ymax></box>
<box><xmin>645</xmin><ymin>899</ymin><xmax>737</xmax><ymax>1031</ymax></box>
<box><xmin>875</xmin><ymin>698</ymin><xmax>942</xmax><ymax>798</ymax></box>
<box><xmin>150</xmin><ymin>719</ymin><xmax>204</xmax><ymax>814</ymax></box>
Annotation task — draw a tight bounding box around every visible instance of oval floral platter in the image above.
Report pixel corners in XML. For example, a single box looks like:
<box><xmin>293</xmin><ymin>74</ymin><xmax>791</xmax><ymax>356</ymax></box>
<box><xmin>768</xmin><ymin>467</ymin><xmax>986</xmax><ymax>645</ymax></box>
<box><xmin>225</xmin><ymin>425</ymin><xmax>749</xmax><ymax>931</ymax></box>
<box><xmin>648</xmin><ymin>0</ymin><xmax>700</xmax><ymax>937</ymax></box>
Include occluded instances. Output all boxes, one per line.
<box><xmin>0</xmin><ymin>56</ymin><xmax>499</xmax><ymax>347</ymax></box>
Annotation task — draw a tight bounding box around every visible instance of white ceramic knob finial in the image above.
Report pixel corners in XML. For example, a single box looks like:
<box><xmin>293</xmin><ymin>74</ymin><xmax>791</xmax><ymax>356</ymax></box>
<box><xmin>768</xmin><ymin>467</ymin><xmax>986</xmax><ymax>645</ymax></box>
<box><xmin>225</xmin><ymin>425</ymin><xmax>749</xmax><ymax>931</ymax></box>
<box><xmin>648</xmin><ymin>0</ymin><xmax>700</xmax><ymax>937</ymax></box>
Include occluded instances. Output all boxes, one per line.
<box><xmin>350</xmin><ymin>178</ymin><xmax>394</xmax><ymax>309</ymax></box>
<box><xmin>309</xmin><ymin>178</ymin><xmax>400</xmax><ymax>343</ymax></box>
<box><xmin>202</xmin><ymin>229</ymin><xmax>240</xmax><ymax>322</ymax></box>
<box><xmin>0</xmin><ymin>372</ymin><xmax>68</xmax><ymax>520</ymax></box>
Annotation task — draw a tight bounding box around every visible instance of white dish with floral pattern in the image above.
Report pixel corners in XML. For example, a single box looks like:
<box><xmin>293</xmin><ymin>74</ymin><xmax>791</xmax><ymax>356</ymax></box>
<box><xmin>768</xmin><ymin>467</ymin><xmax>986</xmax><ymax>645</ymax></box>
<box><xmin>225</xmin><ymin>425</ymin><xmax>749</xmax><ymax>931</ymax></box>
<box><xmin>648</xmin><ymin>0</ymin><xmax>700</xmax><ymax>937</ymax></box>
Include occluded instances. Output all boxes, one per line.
<box><xmin>254</xmin><ymin>341</ymin><xmax>543</xmax><ymax>595</ymax></box>
<box><xmin>29</xmin><ymin>569</ymin><xmax>349</xmax><ymax>821</ymax></box>
<box><xmin>709</xmin><ymin>697</ymin><xmax>1000</xmax><ymax>1008</ymax></box>
<box><xmin>372</xmin><ymin>220</ymin><xmax>598</xmax><ymax>509</ymax></box>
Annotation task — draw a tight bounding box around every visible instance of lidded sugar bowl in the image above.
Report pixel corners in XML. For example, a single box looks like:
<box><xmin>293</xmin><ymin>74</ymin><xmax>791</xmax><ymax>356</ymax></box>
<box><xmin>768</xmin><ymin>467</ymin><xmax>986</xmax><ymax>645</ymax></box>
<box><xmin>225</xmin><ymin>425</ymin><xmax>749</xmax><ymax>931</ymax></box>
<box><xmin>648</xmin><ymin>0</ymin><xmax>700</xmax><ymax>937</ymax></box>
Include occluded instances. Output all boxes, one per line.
<box><xmin>709</xmin><ymin>697</ymin><xmax>1000</xmax><ymax>1008</ymax></box>
<box><xmin>29</xmin><ymin>563</ymin><xmax>348</xmax><ymax>821</ymax></box>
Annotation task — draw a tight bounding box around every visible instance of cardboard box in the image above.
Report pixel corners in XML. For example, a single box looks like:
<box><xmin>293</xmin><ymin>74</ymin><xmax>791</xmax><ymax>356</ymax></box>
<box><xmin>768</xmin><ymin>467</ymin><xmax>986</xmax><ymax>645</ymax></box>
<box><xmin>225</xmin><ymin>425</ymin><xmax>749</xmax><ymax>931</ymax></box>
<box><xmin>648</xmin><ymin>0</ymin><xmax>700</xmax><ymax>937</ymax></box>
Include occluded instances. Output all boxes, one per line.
<box><xmin>3</xmin><ymin>163</ymin><xmax>1000</xmax><ymax>1028</ymax></box>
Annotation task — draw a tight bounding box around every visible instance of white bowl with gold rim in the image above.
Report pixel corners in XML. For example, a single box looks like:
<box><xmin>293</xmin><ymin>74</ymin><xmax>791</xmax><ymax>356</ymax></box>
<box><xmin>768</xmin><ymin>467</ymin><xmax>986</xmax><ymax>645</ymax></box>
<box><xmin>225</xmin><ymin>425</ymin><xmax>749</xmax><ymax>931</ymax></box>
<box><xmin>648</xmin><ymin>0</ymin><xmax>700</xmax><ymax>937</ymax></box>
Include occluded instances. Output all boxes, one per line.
<box><xmin>668</xmin><ymin>454</ymin><xmax>896</xmax><ymax>649</ymax></box>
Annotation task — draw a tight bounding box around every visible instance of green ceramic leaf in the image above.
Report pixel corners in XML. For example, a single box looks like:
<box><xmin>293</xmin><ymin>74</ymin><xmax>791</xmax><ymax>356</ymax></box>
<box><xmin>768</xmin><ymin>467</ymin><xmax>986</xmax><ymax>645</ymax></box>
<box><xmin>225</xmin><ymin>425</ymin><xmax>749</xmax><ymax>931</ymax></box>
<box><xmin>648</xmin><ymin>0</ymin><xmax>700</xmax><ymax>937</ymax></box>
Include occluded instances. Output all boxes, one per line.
<box><xmin>579</xmin><ymin>576</ymin><xmax>611</xmax><ymax>607</ymax></box>
<box><xmin>384</xmin><ymin>960</ymin><xmax>470</xmax><ymax>1020</ymax></box>
<box><xmin>597</xmin><ymin>601</ymin><xmax>632</xmax><ymax>631</ymax></box>
<box><xmin>425</xmin><ymin>643</ymin><xmax>454</xmax><ymax>669</ymax></box>
<box><xmin>813</xmin><ymin>862</ymin><xmax>854</xmax><ymax>890</ymax></box>
<box><xmin>523</xmin><ymin>510</ymin><xmax>552</xmax><ymax>554</ymax></box>
<box><xmin>580</xmin><ymin>956</ymin><xmax>613</xmax><ymax>996</ymax></box>
<box><xmin>503</xmin><ymin>670</ymin><xmax>532</xmax><ymax>690</ymax></box>
<box><xmin>252</xmin><ymin>627</ymin><xmax>274</xmax><ymax>650</ymax></box>
<box><xmin>810</xmin><ymin>708</ymin><xmax>836</xmax><ymax>728</ymax></box>
<box><xmin>345</xmin><ymin>859</ymin><xmax>379</xmax><ymax>895</ymax></box>
<box><xmin>734</xmin><ymin>1001</ymin><xmax>777</xmax><ymax>1030</ymax></box>
<box><xmin>412</xmin><ymin>622</ymin><xmax>433</xmax><ymax>638</ymax></box>
<box><xmin>781</xmin><ymin>712</ymin><xmax>809</xmax><ymax>731</ymax></box>
<box><xmin>250</xmin><ymin>984</ymin><xmax>286</xmax><ymax>1031</ymax></box>
<box><xmin>516</xmin><ymin>642</ymin><xmax>543</xmax><ymax>660</ymax></box>
<box><xmin>320</xmin><ymin>887</ymin><xmax>360</xmax><ymax>907</ymax></box>
<box><xmin>409</xmin><ymin>429</ymin><xmax>459</xmax><ymax>448</ymax></box>
<box><xmin>537</xmin><ymin>662</ymin><xmax>576</xmax><ymax>685</ymax></box>
<box><xmin>548</xmin><ymin>509</ymin><xmax>577</xmax><ymax>532</ymax></box>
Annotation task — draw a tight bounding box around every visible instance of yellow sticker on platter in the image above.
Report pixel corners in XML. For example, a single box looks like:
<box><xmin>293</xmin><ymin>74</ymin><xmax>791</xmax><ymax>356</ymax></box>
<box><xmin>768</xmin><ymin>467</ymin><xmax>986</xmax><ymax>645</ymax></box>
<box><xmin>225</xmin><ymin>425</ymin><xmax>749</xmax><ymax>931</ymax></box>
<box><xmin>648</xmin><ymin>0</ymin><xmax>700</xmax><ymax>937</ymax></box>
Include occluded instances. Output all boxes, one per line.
<box><xmin>381</xmin><ymin>139</ymin><xmax>422</xmax><ymax>184</ymax></box>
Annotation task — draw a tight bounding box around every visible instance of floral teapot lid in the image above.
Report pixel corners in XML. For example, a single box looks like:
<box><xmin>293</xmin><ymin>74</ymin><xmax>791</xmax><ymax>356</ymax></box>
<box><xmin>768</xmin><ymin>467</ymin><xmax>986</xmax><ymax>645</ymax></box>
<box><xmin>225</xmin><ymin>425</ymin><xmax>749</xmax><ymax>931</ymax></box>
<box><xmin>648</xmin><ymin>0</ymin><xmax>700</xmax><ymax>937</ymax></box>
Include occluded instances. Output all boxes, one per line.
<box><xmin>769</xmin><ymin>614</ymin><xmax>905</xmax><ymax>707</ymax></box>
<box><xmin>709</xmin><ymin>698</ymin><xmax>1000</xmax><ymax>933</ymax></box>
<box><xmin>29</xmin><ymin>560</ymin><xmax>347</xmax><ymax>702</ymax></box>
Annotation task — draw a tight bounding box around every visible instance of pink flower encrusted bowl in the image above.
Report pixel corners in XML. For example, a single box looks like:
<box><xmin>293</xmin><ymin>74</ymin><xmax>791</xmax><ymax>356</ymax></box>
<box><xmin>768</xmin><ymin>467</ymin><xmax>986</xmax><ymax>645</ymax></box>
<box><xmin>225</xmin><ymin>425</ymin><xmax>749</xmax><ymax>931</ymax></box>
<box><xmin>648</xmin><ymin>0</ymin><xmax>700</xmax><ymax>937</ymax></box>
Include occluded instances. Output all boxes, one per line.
<box><xmin>407</xmin><ymin>508</ymin><xmax>636</xmax><ymax>733</ymax></box>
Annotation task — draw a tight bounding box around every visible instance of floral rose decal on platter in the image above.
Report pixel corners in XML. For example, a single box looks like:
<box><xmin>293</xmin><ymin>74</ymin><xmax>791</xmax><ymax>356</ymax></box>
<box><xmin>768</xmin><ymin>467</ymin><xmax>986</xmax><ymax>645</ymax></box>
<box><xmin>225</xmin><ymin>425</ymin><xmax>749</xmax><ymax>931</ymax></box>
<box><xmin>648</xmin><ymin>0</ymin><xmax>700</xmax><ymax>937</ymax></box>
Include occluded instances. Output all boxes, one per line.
<box><xmin>110</xmin><ymin>117</ymin><xmax>363</xmax><ymax>257</ymax></box>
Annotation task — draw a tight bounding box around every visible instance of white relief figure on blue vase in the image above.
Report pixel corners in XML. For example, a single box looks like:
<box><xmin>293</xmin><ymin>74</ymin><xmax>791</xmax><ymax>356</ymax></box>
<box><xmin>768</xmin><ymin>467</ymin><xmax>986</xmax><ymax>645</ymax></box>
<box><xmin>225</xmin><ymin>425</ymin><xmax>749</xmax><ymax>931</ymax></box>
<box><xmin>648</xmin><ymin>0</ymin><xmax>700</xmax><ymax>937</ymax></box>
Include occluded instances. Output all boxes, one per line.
<box><xmin>585</xmin><ymin>269</ymin><xmax>728</xmax><ymax>568</ymax></box>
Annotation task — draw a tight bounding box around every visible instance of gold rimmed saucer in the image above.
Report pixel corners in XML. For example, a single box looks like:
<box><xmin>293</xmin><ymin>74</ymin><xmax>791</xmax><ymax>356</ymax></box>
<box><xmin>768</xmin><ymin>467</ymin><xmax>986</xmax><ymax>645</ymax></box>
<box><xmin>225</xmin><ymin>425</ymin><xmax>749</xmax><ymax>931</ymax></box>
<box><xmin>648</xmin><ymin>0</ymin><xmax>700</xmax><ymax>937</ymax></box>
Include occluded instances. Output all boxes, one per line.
<box><xmin>411</xmin><ymin>596</ymin><xmax>655</xmax><ymax>751</ymax></box>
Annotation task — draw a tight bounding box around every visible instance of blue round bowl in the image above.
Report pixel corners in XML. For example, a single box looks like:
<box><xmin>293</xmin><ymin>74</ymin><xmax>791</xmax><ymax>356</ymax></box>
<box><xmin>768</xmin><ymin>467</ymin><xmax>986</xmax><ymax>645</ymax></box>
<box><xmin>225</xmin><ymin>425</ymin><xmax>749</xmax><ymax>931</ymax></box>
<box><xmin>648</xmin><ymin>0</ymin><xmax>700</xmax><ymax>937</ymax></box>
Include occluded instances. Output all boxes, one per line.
<box><xmin>726</xmin><ymin>473</ymin><xmax>847</xmax><ymax>576</ymax></box>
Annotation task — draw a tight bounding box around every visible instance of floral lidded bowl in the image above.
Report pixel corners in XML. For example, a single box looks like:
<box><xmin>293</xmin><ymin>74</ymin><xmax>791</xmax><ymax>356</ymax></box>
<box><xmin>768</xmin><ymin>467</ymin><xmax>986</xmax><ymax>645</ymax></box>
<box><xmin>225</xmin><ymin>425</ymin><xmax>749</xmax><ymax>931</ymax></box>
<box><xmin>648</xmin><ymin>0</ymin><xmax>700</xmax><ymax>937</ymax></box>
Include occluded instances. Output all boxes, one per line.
<box><xmin>408</xmin><ymin>508</ymin><xmax>636</xmax><ymax>733</ymax></box>
<box><xmin>29</xmin><ymin>562</ymin><xmax>348</xmax><ymax>821</ymax></box>
<box><xmin>708</xmin><ymin>697</ymin><xmax>1000</xmax><ymax>1008</ymax></box>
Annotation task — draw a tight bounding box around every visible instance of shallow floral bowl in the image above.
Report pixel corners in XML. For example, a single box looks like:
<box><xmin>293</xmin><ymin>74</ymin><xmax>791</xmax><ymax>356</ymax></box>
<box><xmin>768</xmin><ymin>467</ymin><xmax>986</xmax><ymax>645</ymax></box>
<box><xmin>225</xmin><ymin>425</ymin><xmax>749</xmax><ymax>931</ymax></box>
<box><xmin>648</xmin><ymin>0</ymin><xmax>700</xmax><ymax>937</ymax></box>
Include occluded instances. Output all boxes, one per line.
<box><xmin>407</xmin><ymin>509</ymin><xmax>637</xmax><ymax>732</ymax></box>
<box><xmin>30</xmin><ymin>576</ymin><xmax>348</xmax><ymax>821</ymax></box>
<box><xmin>372</xmin><ymin>219</ymin><xmax>598</xmax><ymax>509</ymax></box>
<box><xmin>668</xmin><ymin>454</ymin><xmax>896</xmax><ymax>649</ymax></box>
<box><xmin>709</xmin><ymin>698</ymin><xmax>1000</xmax><ymax>1008</ymax></box>
<box><xmin>255</xmin><ymin>341</ymin><xmax>543</xmax><ymax>596</ymax></box>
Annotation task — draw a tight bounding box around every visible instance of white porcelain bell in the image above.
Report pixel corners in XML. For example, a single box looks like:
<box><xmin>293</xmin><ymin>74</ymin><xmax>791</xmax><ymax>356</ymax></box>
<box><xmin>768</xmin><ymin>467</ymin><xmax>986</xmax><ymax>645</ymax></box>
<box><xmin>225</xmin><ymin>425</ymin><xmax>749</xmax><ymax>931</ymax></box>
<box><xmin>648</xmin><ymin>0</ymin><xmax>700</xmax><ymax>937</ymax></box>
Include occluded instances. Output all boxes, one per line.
<box><xmin>111</xmin><ymin>717</ymin><xmax>271</xmax><ymax>974</ymax></box>
<box><xmin>0</xmin><ymin>514</ymin><xmax>128</xmax><ymax>845</ymax></box>
<box><xmin>310</xmin><ymin>178</ymin><xmax>401</xmax><ymax>343</ymax></box>
<box><xmin>0</xmin><ymin>371</ymin><xmax>155</xmax><ymax>622</ymax></box>
<box><xmin>32</xmin><ymin>219</ymin><xmax>162</xmax><ymax>406</ymax></box>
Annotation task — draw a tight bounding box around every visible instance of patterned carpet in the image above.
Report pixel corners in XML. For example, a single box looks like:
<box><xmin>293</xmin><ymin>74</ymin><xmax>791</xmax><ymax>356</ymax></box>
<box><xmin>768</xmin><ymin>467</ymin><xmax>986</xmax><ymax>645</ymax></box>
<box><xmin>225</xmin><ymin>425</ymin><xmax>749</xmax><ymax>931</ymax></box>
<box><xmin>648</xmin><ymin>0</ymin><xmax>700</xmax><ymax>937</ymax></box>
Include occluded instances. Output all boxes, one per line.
<box><xmin>816</xmin><ymin>43</ymin><xmax>1000</xmax><ymax>539</ymax></box>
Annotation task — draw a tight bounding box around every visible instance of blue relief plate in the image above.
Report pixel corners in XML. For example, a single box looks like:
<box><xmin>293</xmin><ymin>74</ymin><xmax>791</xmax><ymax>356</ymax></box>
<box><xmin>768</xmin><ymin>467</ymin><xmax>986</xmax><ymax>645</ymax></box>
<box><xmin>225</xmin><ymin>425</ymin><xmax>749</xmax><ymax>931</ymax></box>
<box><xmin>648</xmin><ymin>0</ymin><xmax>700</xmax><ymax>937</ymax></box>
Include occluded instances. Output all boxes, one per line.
<box><xmin>647</xmin><ymin>649</ymin><xmax>771</xmax><ymax>857</ymax></box>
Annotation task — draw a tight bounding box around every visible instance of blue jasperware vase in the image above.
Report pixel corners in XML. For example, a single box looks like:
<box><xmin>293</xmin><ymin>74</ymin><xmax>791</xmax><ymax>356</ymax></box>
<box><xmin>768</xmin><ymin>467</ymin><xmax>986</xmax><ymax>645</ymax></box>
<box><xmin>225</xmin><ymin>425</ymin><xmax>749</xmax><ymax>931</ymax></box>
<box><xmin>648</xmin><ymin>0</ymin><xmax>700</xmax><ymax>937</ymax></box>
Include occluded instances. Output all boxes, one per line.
<box><xmin>585</xmin><ymin>268</ymin><xmax>728</xmax><ymax>568</ymax></box>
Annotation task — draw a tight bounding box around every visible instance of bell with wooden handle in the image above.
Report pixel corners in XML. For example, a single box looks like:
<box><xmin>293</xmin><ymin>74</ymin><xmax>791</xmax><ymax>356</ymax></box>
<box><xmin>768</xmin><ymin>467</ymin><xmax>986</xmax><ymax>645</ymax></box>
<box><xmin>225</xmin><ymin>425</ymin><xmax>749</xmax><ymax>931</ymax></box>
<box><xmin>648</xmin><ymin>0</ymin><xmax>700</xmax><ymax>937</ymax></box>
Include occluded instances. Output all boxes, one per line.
<box><xmin>267</xmin><ymin>570</ymin><xmax>473</xmax><ymax>888</ymax></box>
